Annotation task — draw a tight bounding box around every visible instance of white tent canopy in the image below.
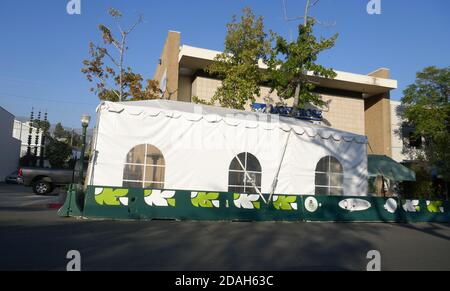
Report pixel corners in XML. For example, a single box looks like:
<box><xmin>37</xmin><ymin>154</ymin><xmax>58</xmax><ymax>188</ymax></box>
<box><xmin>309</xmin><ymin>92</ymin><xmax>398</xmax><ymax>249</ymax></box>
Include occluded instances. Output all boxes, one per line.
<box><xmin>87</xmin><ymin>100</ymin><xmax>368</xmax><ymax>196</ymax></box>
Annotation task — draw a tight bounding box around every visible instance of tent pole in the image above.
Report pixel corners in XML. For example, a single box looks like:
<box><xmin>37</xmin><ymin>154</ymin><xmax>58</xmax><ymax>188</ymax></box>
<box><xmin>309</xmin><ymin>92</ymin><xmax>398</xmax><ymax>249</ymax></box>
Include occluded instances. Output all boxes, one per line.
<box><xmin>235</xmin><ymin>155</ymin><xmax>267</xmax><ymax>204</ymax></box>
<box><xmin>268</xmin><ymin>130</ymin><xmax>292</xmax><ymax>203</ymax></box>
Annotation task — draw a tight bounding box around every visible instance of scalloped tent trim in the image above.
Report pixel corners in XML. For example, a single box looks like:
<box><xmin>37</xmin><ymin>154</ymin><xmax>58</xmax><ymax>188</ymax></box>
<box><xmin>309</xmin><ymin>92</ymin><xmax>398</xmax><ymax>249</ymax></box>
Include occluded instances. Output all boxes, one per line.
<box><xmin>97</xmin><ymin>100</ymin><xmax>368</xmax><ymax>144</ymax></box>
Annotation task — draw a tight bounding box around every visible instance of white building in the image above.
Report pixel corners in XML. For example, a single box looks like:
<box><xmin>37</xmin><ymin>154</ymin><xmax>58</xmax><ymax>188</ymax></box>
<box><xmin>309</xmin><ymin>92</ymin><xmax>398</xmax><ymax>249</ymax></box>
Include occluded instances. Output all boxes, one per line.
<box><xmin>12</xmin><ymin>120</ymin><xmax>43</xmax><ymax>158</ymax></box>
<box><xmin>0</xmin><ymin>106</ymin><xmax>21</xmax><ymax>181</ymax></box>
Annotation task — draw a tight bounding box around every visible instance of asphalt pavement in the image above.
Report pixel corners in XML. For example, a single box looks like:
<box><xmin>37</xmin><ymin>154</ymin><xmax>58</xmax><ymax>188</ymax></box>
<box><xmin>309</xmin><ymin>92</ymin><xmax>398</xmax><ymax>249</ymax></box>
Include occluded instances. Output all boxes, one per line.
<box><xmin>0</xmin><ymin>183</ymin><xmax>449</xmax><ymax>271</ymax></box>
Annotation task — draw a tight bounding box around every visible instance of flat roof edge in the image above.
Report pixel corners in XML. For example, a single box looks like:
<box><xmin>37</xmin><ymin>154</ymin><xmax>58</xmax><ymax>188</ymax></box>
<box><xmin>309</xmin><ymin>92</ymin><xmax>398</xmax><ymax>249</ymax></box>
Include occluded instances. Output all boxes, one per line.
<box><xmin>179</xmin><ymin>45</ymin><xmax>397</xmax><ymax>90</ymax></box>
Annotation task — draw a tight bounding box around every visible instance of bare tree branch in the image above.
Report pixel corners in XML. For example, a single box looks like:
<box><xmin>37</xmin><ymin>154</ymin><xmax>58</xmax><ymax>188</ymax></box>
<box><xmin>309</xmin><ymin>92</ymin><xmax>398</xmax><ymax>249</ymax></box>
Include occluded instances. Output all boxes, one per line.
<box><xmin>125</xmin><ymin>14</ymin><xmax>144</xmax><ymax>35</ymax></box>
<box><xmin>93</xmin><ymin>44</ymin><xmax>120</xmax><ymax>68</ymax></box>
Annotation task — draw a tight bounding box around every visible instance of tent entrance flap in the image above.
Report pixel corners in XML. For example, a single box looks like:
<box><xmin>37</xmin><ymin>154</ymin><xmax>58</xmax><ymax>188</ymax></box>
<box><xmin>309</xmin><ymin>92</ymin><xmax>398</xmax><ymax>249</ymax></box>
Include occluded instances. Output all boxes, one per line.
<box><xmin>368</xmin><ymin>155</ymin><xmax>416</xmax><ymax>181</ymax></box>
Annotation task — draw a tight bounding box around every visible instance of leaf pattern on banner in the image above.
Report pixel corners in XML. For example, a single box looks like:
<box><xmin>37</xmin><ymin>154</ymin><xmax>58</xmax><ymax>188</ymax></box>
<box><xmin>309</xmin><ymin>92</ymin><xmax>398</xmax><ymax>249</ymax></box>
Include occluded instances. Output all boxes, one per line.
<box><xmin>94</xmin><ymin>188</ymin><xmax>129</xmax><ymax>206</ymax></box>
<box><xmin>273</xmin><ymin>195</ymin><xmax>298</xmax><ymax>211</ymax></box>
<box><xmin>191</xmin><ymin>192</ymin><xmax>220</xmax><ymax>208</ymax></box>
<box><xmin>426</xmin><ymin>201</ymin><xmax>444</xmax><ymax>213</ymax></box>
<box><xmin>233</xmin><ymin>193</ymin><xmax>261</xmax><ymax>209</ymax></box>
<box><xmin>402</xmin><ymin>200</ymin><xmax>421</xmax><ymax>212</ymax></box>
<box><xmin>144</xmin><ymin>190</ymin><xmax>176</xmax><ymax>207</ymax></box>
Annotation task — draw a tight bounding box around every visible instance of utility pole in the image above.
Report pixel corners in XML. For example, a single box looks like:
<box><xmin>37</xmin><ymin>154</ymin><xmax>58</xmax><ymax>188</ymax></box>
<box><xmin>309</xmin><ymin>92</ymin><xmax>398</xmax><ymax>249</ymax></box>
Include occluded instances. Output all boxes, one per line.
<box><xmin>39</xmin><ymin>110</ymin><xmax>47</xmax><ymax>168</ymax></box>
<box><xmin>292</xmin><ymin>0</ymin><xmax>313</xmax><ymax>117</ymax></box>
<box><xmin>33</xmin><ymin>110</ymin><xmax>41</xmax><ymax>165</ymax></box>
<box><xmin>26</xmin><ymin>108</ymin><xmax>34</xmax><ymax>165</ymax></box>
<box><xmin>304</xmin><ymin>0</ymin><xmax>310</xmax><ymax>25</ymax></box>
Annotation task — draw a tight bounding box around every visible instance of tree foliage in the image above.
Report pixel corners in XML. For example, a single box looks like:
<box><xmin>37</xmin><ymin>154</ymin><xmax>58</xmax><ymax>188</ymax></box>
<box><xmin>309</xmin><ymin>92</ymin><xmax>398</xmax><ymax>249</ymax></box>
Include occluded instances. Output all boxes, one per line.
<box><xmin>194</xmin><ymin>8</ymin><xmax>337</xmax><ymax>111</ymax></box>
<box><xmin>45</xmin><ymin>137</ymin><xmax>73</xmax><ymax>168</ymax></box>
<box><xmin>19</xmin><ymin>153</ymin><xmax>38</xmax><ymax>167</ymax></box>
<box><xmin>53</xmin><ymin>123</ymin><xmax>82</xmax><ymax>148</ymax></box>
<box><xmin>194</xmin><ymin>7</ymin><xmax>273</xmax><ymax>110</ymax></box>
<box><xmin>82</xmin><ymin>8</ymin><xmax>160</xmax><ymax>102</ymax></box>
<box><xmin>400</xmin><ymin>66</ymin><xmax>450</xmax><ymax>181</ymax></box>
<box><xmin>267</xmin><ymin>19</ymin><xmax>338</xmax><ymax>110</ymax></box>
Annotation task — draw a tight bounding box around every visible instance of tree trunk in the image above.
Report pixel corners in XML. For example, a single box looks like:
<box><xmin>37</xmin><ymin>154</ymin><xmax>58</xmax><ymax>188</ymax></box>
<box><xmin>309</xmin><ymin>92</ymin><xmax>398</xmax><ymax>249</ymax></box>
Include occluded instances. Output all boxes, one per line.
<box><xmin>290</xmin><ymin>84</ymin><xmax>300</xmax><ymax>117</ymax></box>
<box><xmin>118</xmin><ymin>34</ymin><xmax>126</xmax><ymax>102</ymax></box>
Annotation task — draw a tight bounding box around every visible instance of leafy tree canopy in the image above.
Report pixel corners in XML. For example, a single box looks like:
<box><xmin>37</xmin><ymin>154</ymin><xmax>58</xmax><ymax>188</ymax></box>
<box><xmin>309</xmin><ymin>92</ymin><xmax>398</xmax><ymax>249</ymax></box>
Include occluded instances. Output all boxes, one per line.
<box><xmin>401</xmin><ymin>66</ymin><xmax>450</xmax><ymax>180</ymax></box>
<box><xmin>53</xmin><ymin>123</ymin><xmax>82</xmax><ymax>148</ymax></box>
<box><xmin>267</xmin><ymin>19</ymin><xmax>338</xmax><ymax>109</ymax></box>
<box><xmin>45</xmin><ymin>137</ymin><xmax>73</xmax><ymax>169</ymax></box>
<box><xmin>194</xmin><ymin>7</ymin><xmax>273</xmax><ymax>110</ymax></box>
<box><xmin>194</xmin><ymin>7</ymin><xmax>338</xmax><ymax>112</ymax></box>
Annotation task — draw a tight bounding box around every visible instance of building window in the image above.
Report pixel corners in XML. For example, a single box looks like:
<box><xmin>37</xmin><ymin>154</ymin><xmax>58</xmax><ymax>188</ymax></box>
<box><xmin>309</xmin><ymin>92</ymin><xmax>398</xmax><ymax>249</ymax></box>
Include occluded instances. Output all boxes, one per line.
<box><xmin>315</xmin><ymin>156</ymin><xmax>344</xmax><ymax>195</ymax></box>
<box><xmin>123</xmin><ymin>144</ymin><xmax>165</xmax><ymax>189</ymax></box>
<box><xmin>228</xmin><ymin>152</ymin><xmax>262</xmax><ymax>194</ymax></box>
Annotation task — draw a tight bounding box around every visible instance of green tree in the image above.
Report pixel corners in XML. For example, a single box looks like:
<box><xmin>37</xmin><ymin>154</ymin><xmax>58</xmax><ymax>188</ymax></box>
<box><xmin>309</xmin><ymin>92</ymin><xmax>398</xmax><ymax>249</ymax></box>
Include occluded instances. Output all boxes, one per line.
<box><xmin>267</xmin><ymin>19</ymin><xmax>338</xmax><ymax>113</ymax></box>
<box><xmin>400</xmin><ymin>66</ymin><xmax>450</xmax><ymax>184</ymax></box>
<box><xmin>53</xmin><ymin>123</ymin><xmax>66</xmax><ymax>140</ymax></box>
<box><xmin>194</xmin><ymin>7</ymin><xmax>273</xmax><ymax>110</ymax></box>
<box><xmin>82</xmin><ymin>8</ymin><xmax>160</xmax><ymax>102</ymax></box>
<box><xmin>45</xmin><ymin>137</ymin><xmax>73</xmax><ymax>168</ymax></box>
<box><xmin>194</xmin><ymin>7</ymin><xmax>337</xmax><ymax>112</ymax></box>
<box><xmin>53</xmin><ymin>123</ymin><xmax>82</xmax><ymax>148</ymax></box>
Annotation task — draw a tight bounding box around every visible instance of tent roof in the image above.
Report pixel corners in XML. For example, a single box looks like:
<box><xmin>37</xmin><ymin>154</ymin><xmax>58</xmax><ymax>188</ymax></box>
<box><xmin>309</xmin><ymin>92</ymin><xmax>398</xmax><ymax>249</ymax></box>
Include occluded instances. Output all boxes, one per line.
<box><xmin>98</xmin><ymin>100</ymin><xmax>368</xmax><ymax>143</ymax></box>
<box><xmin>368</xmin><ymin>155</ymin><xmax>416</xmax><ymax>181</ymax></box>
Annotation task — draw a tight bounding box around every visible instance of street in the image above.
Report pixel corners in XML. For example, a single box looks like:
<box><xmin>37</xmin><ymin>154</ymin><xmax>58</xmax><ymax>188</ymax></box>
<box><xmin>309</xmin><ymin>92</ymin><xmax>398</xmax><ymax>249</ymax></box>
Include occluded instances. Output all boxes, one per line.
<box><xmin>0</xmin><ymin>183</ymin><xmax>449</xmax><ymax>271</ymax></box>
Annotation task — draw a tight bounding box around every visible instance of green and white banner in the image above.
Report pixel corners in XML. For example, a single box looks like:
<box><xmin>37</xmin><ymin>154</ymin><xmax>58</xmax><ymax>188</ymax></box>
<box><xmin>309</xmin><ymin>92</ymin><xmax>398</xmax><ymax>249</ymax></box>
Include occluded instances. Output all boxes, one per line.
<box><xmin>59</xmin><ymin>185</ymin><xmax>450</xmax><ymax>223</ymax></box>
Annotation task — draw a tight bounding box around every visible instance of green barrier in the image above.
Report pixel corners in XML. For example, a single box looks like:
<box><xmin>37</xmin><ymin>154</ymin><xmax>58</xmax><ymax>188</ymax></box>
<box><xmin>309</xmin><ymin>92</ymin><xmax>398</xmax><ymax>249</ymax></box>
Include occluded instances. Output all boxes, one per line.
<box><xmin>58</xmin><ymin>185</ymin><xmax>450</xmax><ymax>223</ymax></box>
<box><xmin>57</xmin><ymin>184</ymin><xmax>84</xmax><ymax>217</ymax></box>
<box><xmin>301</xmin><ymin>196</ymin><xmax>404</xmax><ymax>222</ymax></box>
<box><xmin>401</xmin><ymin>199</ymin><xmax>450</xmax><ymax>223</ymax></box>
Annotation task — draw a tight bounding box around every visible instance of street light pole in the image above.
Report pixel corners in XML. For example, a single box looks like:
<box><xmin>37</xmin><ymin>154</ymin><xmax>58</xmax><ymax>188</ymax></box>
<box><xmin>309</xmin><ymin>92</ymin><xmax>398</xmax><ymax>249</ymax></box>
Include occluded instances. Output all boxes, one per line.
<box><xmin>78</xmin><ymin>114</ymin><xmax>91</xmax><ymax>186</ymax></box>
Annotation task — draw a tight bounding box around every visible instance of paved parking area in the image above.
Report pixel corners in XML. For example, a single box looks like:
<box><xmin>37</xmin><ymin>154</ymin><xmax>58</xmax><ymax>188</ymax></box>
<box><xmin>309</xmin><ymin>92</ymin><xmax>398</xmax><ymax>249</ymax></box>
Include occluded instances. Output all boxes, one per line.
<box><xmin>0</xmin><ymin>183</ymin><xmax>449</xmax><ymax>271</ymax></box>
<box><xmin>0</xmin><ymin>183</ymin><xmax>64</xmax><ymax>208</ymax></box>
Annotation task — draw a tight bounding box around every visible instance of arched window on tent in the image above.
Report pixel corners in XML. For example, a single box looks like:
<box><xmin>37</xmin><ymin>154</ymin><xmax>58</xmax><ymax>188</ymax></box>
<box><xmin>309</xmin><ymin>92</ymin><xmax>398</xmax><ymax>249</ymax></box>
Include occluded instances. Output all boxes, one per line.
<box><xmin>123</xmin><ymin>144</ymin><xmax>165</xmax><ymax>189</ymax></box>
<box><xmin>228</xmin><ymin>152</ymin><xmax>262</xmax><ymax>194</ymax></box>
<box><xmin>315</xmin><ymin>156</ymin><xmax>344</xmax><ymax>195</ymax></box>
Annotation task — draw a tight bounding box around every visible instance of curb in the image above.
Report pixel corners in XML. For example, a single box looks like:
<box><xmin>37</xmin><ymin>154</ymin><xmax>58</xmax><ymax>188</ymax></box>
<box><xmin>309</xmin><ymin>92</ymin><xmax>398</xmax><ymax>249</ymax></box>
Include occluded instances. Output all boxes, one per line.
<box><xmin>47</xmin><ymin>203</ymin><xmax>64</xmax><ymax>209</ymax></box>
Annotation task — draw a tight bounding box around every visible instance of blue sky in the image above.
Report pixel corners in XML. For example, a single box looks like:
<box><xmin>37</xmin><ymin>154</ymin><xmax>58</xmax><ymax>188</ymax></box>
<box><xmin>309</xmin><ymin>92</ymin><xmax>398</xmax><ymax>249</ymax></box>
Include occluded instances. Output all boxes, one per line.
<box><xmin>0</xmin><ymin>0</ymin><xmax>449</xmax><ymax>128</ymax></box>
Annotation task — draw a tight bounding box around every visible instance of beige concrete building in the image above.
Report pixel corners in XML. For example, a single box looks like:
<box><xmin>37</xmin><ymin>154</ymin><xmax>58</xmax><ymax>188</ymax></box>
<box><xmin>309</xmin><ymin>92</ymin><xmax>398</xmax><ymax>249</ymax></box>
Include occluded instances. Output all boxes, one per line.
<box><xmin>153</xmin><ymin>31</ymin><xmax>399</xmax><ymax>158</ymax></box>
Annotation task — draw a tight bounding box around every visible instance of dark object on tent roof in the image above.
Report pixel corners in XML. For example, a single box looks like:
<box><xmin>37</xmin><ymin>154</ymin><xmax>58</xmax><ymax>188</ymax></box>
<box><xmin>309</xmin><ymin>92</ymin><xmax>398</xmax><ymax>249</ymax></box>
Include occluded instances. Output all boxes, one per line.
<box><xmin>368</xmin><ymin>155</ymin><xmax>416</xmax><ymax>181</ymax></box>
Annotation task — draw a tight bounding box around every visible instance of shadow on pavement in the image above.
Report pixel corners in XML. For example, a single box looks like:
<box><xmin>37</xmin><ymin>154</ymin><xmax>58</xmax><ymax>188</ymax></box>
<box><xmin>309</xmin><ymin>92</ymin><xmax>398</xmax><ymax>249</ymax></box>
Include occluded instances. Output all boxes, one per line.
<box><xmin>0</xmin><ymin>218</ymin><xmax>382</xmax><ymax>271</ymax></box>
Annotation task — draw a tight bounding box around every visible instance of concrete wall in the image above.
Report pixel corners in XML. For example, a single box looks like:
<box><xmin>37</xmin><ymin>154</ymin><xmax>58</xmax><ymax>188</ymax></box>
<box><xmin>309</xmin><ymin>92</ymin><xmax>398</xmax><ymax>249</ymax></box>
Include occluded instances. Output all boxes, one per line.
<box><xmin>190</xmin><ymin>76</ymin><xmax>365</xmax><ymax>135</ymax></box>
<box><xmin>178</xmin><ymin>75</ymin><xmax>193</xmax><ymax>102</ymax></box>
<box><xmin>364</xmin><ymin>94</ymin><xmax>392</xmax><ymax>156</ymax></box>
<box><xmin>0</xmin><ymin>107</ymin><xmax>20</xmax><ymax>181</ymax></box>
<box><xmin>191</xmin><ymin>76</ymin><xmax>221</xmax><ymax>102</ymax></box>
<box><xmin>153</xmin><ymin>31</ymin><xmax>180</xmax><ymax>100</ymax></box>
<box><xmin>364</xmin><ymin>69</ymin><xmax>393</xmax><ymax>157</ymax></box>
<box><xmin>321</xmin><ymin>94</ymin><xmax>365</xmax><ymax>136</ymax></box>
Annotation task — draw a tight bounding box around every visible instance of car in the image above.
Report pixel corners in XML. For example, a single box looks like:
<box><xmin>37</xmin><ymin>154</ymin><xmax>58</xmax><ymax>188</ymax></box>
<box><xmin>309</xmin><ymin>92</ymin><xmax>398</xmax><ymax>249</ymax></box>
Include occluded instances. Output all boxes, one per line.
<box><xmin>19</xmin><ymin>159</ymin><xmax>88</xmax><ymax>195</ymax></box>
<box><xmin>4</xmin><ymin>170</ymin><xmax>23</xmax><ymax>184</ymax></box>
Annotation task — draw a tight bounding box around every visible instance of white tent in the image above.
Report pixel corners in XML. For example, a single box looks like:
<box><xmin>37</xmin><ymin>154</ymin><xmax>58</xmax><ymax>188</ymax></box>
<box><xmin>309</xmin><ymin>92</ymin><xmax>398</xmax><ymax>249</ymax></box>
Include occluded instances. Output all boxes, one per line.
<box><xmin>86</xmin><ymin>100</ymin><xmax>368</xmax><ymax>196</ymax></box>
